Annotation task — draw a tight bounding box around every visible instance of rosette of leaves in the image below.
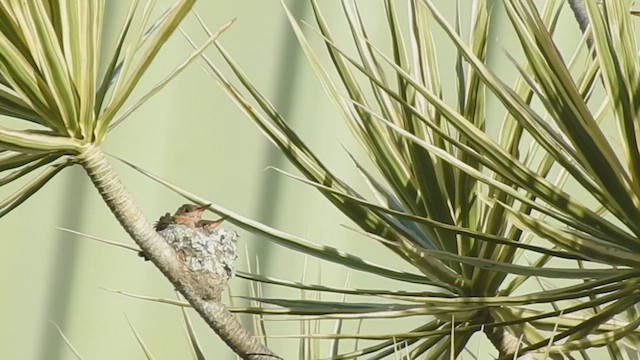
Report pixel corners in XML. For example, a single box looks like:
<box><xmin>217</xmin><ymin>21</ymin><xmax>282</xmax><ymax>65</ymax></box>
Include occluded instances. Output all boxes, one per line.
<box><xmin>183</xmin><ymin>0</ymin><xmax>640</xmax><ymax>358</ymax></box>
<box><xmin>0</xmin><ymin>1</ymin><xmax>275</xmax><ymax>359</ymax></box>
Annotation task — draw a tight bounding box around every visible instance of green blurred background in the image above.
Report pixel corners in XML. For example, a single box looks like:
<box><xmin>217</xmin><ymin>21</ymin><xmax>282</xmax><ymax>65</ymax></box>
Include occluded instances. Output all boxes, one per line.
<box><xmin>0</xmin><ymin>1</ymin><xmax>583</xmax><ymax>359</ymax></box>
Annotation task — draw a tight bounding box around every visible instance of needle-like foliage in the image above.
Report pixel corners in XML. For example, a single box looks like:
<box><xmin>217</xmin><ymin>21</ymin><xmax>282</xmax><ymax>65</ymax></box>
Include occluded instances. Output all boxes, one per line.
<box><xmin>0</xmin><ymin>1</ymin><xmax>277</xmax><ymax>359</ymax></box>
<box><xmin>185</xmin><ymin>0</ymin><xmax>640</xmax><ymax>358</ymax></box>
<box><xmin>0</xmin><ymin>0</ymin><xmax>206</xmax><ymax>214</ymax></box>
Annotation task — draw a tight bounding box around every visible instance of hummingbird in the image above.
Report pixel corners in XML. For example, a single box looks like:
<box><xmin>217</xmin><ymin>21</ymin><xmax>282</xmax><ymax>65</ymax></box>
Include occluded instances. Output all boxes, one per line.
<box><xmin>140</xmin><ymin>203</ymin><xmax>211</xmax><ymax>261</ymax></box>
<box><xmin>140</xmin><ymin>204</ymin><xmax>229</xmax><ymax>260</ymax></box>
<box><xmin>196</xmin><ymin>215</ymin><xmax>230</xmax><ymax>234</ymax></box>
<box><xmin>154</xmin><ymin>203</ymin><xmax>210</xmax><ymax>231</ymax></box>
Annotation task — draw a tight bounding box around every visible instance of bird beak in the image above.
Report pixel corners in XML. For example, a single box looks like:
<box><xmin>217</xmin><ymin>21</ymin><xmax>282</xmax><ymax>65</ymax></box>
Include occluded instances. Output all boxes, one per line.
<box><xmin>192</xmin><ymin>203</ymin><xmax>211</xmax><ymax>214</ymax></box>
<box><xmin>199</xmin><ymin>215</ymin><xmax>230</xmax><ymax>231</ymax></box>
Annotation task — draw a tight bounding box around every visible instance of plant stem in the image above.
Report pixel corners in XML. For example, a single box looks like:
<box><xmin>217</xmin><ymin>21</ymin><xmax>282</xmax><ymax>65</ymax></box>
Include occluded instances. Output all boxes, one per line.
<box><xmin>76</xmin><ymin>145</ymin><xmax>277</xmax><ymax>360</ymax></box>
<box><xmin>484</xmin><ymin>326</ymin><xmax>533</xmax><ymax>360</ymax></box>
<box><xmin>568</xmin><ymin>0</ymin><xmax>592</xmax><ymax>48</ymax></box>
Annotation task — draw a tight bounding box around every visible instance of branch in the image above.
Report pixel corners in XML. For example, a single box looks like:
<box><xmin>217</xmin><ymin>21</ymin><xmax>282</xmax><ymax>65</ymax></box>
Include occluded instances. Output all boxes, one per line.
<box><xmin>484</xmin><ymin>325</ymin><xmax>534</xmax><ymax>360</ymax></box>
<box><xmin>568</xmin><ymin>0</ymin><xmax>589</xmax><ymax>34</ymax></box>
<box><xmin>568</xmin><ymin>0</ymin><xmax>592</xmax><ymax>48</ymax></box>
<box><xmin>76</xmin><ymin>145</ymin><xmax>278</xmax><ymax>360</ymax></box>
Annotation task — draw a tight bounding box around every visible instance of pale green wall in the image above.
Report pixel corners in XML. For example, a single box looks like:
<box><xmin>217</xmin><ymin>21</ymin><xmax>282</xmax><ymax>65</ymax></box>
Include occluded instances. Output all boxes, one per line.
<box><xmin>0</xmin><ymin>1</ymin><xmax>586</xmax><ymax>359</ymax></box>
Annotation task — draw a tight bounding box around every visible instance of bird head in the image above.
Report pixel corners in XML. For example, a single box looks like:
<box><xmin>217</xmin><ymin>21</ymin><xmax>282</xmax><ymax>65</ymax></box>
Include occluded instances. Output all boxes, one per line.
<box><xmin>174</xmin><ymin>203</ymin><xmax>210</xmax><ymax>220</ymax></box>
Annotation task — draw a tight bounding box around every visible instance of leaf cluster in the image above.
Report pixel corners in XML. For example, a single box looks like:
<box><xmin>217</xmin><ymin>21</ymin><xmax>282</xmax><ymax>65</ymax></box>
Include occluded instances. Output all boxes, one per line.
<box><xmin>175</xmin><ymin>0</ymin><xmax>640</xmax><ymax>358</ymax></box>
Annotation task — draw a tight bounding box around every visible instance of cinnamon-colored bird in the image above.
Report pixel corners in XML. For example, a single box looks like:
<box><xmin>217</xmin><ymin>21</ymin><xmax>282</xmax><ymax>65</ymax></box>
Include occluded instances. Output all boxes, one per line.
<box><xmin>140</xmin><ymin>203</ymin><xmax>211</xmax><ymax>260</ymax></box>
<box><xmin>197</xmin><ymin>216</ymin><xmax>229</xmax><ymax>234</ymax></box>
<box><xmin>154</xmin><ymin>203</ymin><xmax>210</xmax><ymax>231</ymax></box>
<box><xmin>141</xmin><ymin>203</ymin><xmax>229</xmax><ymax>261</ymax></box>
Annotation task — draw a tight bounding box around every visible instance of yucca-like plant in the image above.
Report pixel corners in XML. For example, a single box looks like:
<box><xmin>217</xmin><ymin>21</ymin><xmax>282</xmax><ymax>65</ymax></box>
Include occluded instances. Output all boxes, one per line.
<box><xmin>0</xmin><ymin>1</ymin><xmax>276</xmax><ymax>359</ymax></box>
<box><xmin>166</xmin><ymin>0</ymin><xmax>640</xmax><ymax>358</ymax></box>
